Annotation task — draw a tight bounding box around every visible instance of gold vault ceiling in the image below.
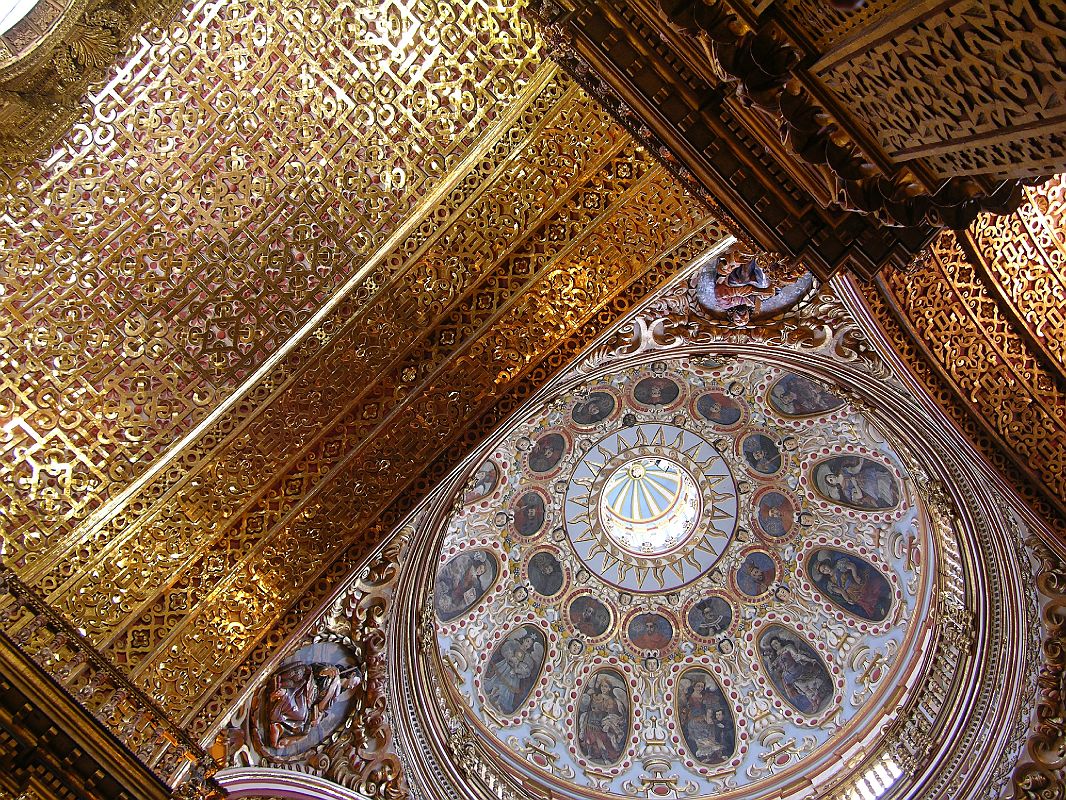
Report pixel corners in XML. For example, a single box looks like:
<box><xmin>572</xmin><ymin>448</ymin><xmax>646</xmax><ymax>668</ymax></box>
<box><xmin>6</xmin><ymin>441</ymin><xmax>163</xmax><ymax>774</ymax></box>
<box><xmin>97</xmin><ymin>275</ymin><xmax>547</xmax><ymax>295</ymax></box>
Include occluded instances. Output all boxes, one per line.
<box><xmin>1</xmin><ymin>0</ymin><xmax>1066</xmax><ymax>789</ymax></box>
<box><xmin>871</xmin><ymin>175</ymin><xmax>1066</xmax><ymax>527</ymax></box>
<box><xmin>0</xmin><ymin>0</ymin><xmax>733</xmax><ymax>750</ymax></box>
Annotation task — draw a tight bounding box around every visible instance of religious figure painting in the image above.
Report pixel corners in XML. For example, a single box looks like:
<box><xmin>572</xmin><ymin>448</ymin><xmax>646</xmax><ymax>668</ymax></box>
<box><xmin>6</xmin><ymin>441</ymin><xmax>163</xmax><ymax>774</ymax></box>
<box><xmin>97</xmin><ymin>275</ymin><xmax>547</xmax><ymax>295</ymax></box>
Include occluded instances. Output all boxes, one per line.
<box><xmin>576</xmin><ymin>668</ymin><xmax>630</xmax><ymax>765</ymax></box>
<box><xmin>633</xmin><ymin>376</ymin><xmax>680</xmax><ymax>406</ymax></box>
<box><xmin>482</xmin><ymin>625</ymin><xmax>547</xmax><ymax>716</ymax></box>
<box><xmin>514</xmin><ymin>491</ymin><xmax>546</xmax><ymax>536</ymax></box>
<box><xmin>687</xmin><ymin>596</ymin><xmax>733</xmax><ymax>638</ymax></box>
<box><xmin>572</xmin><ymin>391</ymin><xmax>617</xmax><ymax>426</ymax></box>
<box><xmin>736</xmin><ymin>551</ymin><xmax>776</xmax><ymax>597</ymax></box>
<box><xmin>808</xmin><ymin>548</ymin><xmax>892</xmax><ymax>622</ymax></box>
<box><xmin>676</xmin><ymin>668</ymin><xmax>735</xmax><ymax>765</ymax></box>
<box><xmin>694</xmin><ymin>248</ymin><xmax>814</xmax><ymax>327</ymax></box>
<box><xmin>463</xmin><ymin>460</ymin><xmax>498</xmax><ymax>504</ymax></box>
<box><xmin>569</xmin><ymin>595</ymin><xmax>611</xmax><ymax>638</ymax></box>
<box><xmin>434</xmin><ymin>549</ymin><xmax>498</xmax><ymax>622</ymax></box>
<box><xmin>812</xmin><ymin>456</ymin><xmax>900</xmax><ymax>511</ymax></box>
<box><xmin>696</xmin><ymin>392</ymin><xmax>743</xmax><ymax>427</ymax></box>
<box><xmin>769</xmin><ymin>373</ymin><xmax>844</xmax><ymax>417</ymax></box>
<box><xmin>755</xmin><ymin>490</ymin><xmax>795</xmax><ymax>538</ymax></box>
<box><xmin>758</xmin><ymin>625</ymin><xmax>833</xmax><ymax>715</ymax></box>
<box><xmin>627</xmin><ymin>612</ymin><xmax>674</xmax><ymax>650</ymax></box>
<box><xmin>254</xmin><ymin>642</ymin><xmax>362</xmax><ymax>757</ymax></box>
<box><xmin>741</xmin><ymin>433</ymin><xmax>782</xmax><ymax>476</ymax></box>
<box><xmin>527</xmin><ymin>551</ymin><xmax>564</xmax><ymax>597</ymax></box>
<box><xmin>528</xmin><ymin>433</ymin><xmax>566</xmax><ymax>473</ymax></box>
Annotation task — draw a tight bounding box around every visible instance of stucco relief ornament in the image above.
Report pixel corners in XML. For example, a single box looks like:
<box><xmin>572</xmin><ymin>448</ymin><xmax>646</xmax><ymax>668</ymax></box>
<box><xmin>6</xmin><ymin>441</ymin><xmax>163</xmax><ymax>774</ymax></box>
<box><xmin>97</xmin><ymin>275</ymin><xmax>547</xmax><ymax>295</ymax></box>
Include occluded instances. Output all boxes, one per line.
<box><xmin>248</xmin><ymin>640</ymin><xmax>364</xmax><ymax>757</ymax></box>
<box><xmin>694</xmin><ymin>247</ymin><xmax>814</xmax><ymax>327</ymax></box>
<box><xmin>216</xmin><ymin>529</ymin><xmax>413</xmax><ymax>800</ymax></box>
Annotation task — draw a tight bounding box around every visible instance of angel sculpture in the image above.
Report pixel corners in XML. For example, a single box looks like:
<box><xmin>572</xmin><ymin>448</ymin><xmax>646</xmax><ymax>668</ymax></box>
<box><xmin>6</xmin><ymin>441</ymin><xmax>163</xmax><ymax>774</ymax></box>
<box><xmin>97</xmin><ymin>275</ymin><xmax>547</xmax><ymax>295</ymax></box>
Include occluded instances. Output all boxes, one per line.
<box><xmin>694</xmin><ymin>249</ymin><xmax>813</xmax><ymax>327</ymax></box>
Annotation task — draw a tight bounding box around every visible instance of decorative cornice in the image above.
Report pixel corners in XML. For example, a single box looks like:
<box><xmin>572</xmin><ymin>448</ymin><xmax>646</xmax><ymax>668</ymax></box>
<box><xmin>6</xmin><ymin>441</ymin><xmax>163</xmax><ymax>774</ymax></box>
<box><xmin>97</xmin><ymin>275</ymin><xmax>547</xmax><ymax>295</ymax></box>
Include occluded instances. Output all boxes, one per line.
<box><xmin>0</xmin><ymin>0</ymin><xmax>184</xmax><ymax>165</ymax></box>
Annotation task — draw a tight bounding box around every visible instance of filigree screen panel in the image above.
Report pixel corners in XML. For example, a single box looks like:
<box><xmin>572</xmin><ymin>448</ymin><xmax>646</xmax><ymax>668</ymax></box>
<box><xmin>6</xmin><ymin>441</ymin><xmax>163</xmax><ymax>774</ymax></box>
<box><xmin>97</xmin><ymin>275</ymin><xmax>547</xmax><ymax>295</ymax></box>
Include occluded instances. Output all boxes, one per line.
<box><xmin>0</xmin><ymin>0</ymin><xmax>543</xmax><ymax>573</ymax></box>
<box><xmin>878</xmin><ymin>228</ymin><xmax>1066</xmax><ymax>512</ymax></box>
<box><xmin>815</xmin><ymin>0</ymin><xmax>1066</xmax><ymax>180</ymax></box>
<box><xmin>966</xmin><ymin>174</ymin><xmax>1066</xmax><ymax>375</ymax></box>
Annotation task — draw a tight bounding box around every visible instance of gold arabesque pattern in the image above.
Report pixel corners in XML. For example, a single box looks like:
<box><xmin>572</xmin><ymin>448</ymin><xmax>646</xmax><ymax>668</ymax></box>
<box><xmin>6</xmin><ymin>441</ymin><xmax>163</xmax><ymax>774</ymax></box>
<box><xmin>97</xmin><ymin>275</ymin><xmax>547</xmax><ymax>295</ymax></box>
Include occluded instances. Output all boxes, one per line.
<box><xmin>872</xmin><ymin>207</ymin><xmax>1066</xmax><ymax>518</ymax></box>
<box><xmin>1</xmin><ymin>1</ymin><xmax>729</xmax><ymax>726</ymax></box>
<box><xmin>967</xmin><ymin>175</ymin><xmax>1066</xmax><ymax>374</ymax></box>
<box><xmin>1</xmin><ymin>0</ymin><xmax>542</xmax><ymax>575</ymax></box>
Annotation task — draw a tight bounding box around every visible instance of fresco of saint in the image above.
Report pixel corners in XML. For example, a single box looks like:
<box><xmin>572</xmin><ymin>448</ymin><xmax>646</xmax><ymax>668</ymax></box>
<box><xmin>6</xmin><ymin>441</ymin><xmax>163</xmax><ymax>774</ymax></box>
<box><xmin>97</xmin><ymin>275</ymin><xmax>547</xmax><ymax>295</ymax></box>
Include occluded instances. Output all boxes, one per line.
<box><xmin>756</xmin><ymin>490</ymin><xmax>795</xmax><ymax>538</ymax></box>
<box><xmin>434</xmin><ymin>549</ymin><xmax>498</xmax><ymax>622</ymax></box>
<box><xmin>813</xmin><ymin>456</ymin><xmax>900</xmax><ymax>511</ymax></box>
<box><xmin>572</xmin><ymin>391</ymin><xmax>616</xmax><ymax>426</ymax></box>
<box><xmin>687</xmin><ymin>596</ymin><xmax>732</xmax><ymax>638</ymax></box>
<box><xmin>576</xmin><ymin>669</ymin><xmax>630</xmax><ymax>765</ymax></box>
<box><xmin>527</xmin><ymin>551</ymin><xmax>564</xmax><ymax>597</ymax></box>
<box><xmin>627</xmin><ymin>613</ymin><xmax>674</xmax><ymax>650</ymax></box>
<box><xmin>741</xmin><ymin>433</ymin><xmax>782</xmax><ymax>475</ymax></box>
<box><xmin>633</xmin><ymin>377</ymin><xmax>680</xmax><ymax>406</ymax></box>
<box><xmin>463</xmin><ymin>460</ymin><xmax>498</xmax><ymax>504</ymax></box>
<box><xmin>483</xmin><ymin>625</ymin><xmax>546</xmax><ymax>715</ymax></box>
<box><xmin>569</xmin><ymin>595</ymin><xmax>611</xmax><ymax>638</ymax></box>
<box><xmin>513</xmin><ymin>491</ymin><xmax>546</xmax><ymax>536</ymax></box>
<box><xmin>696</xmin><ymin>392</ymin><xmax>742</xmax><ymax>426</ymax></box>
<box><xmin>736</xmin><ymin>551</ymin><xmax>776</xmax><ymax>597</ymax></box>
<box><xmin>529</xmin><ymin>433</ymin><xmax>566</xmax><ymax>473</ymax></box>
<box><xmin>255</xmin><ymin>642</ymin><xmax>362</xmax><ymax>757</ymax></box>
<box><xmin>758</xmin><ymin>625</ymin><xmax>833</xmax><ymax>715</ymax></box>
<box><xmin>769</xmin><ymin>373</ymin><xmax>844</xmax><ymax>417</ymax></box>
<box><xmin>809</xmin><ymin>548</ymin><xmax>892</xmax><ymax>621</ymax></box>
<box><xmin>676</xmin><ymin>668</ymin><xmax>735</xmax><ymax>765</ymax></box>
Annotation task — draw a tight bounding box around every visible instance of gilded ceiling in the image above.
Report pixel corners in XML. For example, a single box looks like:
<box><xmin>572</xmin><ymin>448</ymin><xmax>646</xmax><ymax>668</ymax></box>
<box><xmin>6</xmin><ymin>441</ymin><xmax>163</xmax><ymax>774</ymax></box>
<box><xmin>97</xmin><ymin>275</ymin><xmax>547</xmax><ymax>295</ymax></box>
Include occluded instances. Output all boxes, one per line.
<box><xmin>0</xmin><ymin>0</ymin><xmax>1065</xmax><ymax>796</ymax></box>
<box><xmin>870</xmin><ymin>175</ymin><xmax>1066</xmax><ymax>526</ymax></box>
<box><xmin>0</xmin><ymin>0</ymin><xmax>737</xmax><ymax>775</ymax></box>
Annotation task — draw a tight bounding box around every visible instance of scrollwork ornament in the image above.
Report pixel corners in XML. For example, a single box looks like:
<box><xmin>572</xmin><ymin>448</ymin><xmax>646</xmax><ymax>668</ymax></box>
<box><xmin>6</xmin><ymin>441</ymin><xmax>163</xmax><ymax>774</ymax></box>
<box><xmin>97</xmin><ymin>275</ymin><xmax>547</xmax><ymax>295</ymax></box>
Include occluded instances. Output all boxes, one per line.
<box><xmin>169</xmin><ymin>759</ymin><xmax>223</xmax><ymax>800</ymax></box>
<box><xmin>1014</xmin><ymin>536</ymin><xmax>1066</xmax><ymax>798</ymax></box>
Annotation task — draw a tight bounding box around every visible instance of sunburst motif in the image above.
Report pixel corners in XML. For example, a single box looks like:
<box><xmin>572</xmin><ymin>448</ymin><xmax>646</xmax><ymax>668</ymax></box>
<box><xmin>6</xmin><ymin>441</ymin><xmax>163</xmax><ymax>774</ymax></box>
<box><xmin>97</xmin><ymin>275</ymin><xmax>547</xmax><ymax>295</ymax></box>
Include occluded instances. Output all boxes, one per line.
<box><xmin>564</xmin><ymin>423</ymin><xmax>739</xmax><ymax>593</ymax></box>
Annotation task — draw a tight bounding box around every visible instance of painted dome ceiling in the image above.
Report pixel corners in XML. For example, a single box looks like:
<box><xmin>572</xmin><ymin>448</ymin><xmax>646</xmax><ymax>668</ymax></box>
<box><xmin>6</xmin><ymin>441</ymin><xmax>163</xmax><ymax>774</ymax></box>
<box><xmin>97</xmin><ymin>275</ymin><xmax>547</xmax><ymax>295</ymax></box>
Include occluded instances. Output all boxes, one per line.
<box><xmin>432</xmin><ymin>355</ymin><xmax>931</xmax><ymax>798</ymax></box>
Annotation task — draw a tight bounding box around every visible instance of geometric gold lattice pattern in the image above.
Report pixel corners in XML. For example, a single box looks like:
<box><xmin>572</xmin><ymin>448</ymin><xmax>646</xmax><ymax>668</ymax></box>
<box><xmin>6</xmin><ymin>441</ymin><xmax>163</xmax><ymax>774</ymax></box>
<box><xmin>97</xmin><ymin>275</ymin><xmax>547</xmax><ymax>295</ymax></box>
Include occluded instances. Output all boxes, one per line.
<box><xmin>0</xmin><ymin>0</ymin><xmax>730</xmax><ymax>739</ymax></box>
<box><xmin>967</xmin><ymin>175</ymin><xmax>1066</xmax><ymax>374</ymax></box>
<box><xmin>0</xmin><ymin>0</ymin><xmax>543</xmax><ymax>571</ymax></box>
<box><xmin>873</xmin><ymin>180</ymin><xmax>1066</xmax><ymax>519</ymax></box>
